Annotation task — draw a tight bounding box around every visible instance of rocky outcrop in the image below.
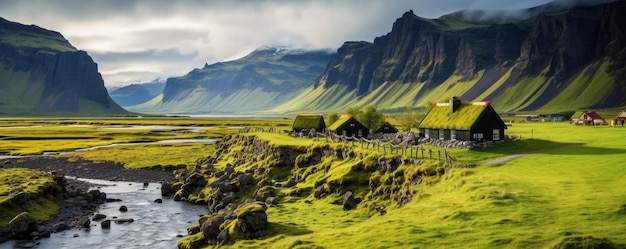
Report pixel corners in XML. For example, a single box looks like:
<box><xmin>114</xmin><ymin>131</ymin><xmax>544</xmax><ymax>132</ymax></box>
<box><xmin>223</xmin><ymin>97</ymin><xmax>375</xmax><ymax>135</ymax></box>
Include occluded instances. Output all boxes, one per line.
<box><xmin>0</xmin><ymin>17</ymin><xmax>128</xmax><ymax>116</ymax></box>
<box><xmin>7</xmin><ymin>212</ymin><xmax>38</xmax><ymax>239</ymax></box>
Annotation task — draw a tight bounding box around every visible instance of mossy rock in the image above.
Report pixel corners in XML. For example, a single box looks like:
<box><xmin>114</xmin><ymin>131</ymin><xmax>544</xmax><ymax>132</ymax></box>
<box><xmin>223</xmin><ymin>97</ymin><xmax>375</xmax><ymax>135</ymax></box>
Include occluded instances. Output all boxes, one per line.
<box><xmin>176</xmin><ymin>232</ymin><xmax>206</xmax><ymax>249</ymax></box>
<box><xmin>552</xmin><ymin>236</ymin><xmax>614</xmax><ymax>249</ymax></box>
<box><xmin>235</xmin><ymin>202</ymin><xmax>267</xmax><ymax>218</ymax></box>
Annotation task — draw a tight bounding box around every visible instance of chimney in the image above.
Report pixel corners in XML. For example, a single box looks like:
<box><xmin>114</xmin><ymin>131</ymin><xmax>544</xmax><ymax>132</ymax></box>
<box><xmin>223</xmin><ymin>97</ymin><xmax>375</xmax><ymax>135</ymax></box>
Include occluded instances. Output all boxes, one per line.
<box><xmin>450</xmin><ymin>96</ymin><xmax>461</xmax><ymax>114</ymax></box>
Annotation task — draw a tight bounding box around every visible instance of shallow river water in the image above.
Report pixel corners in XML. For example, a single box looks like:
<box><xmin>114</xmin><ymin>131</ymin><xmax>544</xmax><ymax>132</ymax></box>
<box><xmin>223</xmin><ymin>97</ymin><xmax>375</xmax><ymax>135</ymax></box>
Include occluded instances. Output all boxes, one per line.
<box><xmin>3</xmin><ymin>178</ymin><xmax>208</xmax><ymax>249</ymax></box>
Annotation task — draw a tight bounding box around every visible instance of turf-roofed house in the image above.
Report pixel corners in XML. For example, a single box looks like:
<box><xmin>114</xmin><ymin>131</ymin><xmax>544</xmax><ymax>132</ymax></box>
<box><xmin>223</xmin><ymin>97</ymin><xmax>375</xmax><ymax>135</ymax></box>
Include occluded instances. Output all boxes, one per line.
<box><xmin>374</xmin><ymin>120</ymin><xmax>399</xmax><ymax>134</ymax></box>
<box><xmin>292</xmin><ymin>114</ymin><xmax>326</xmax><ymax>133</ymax></box>
<box><xmin>328</xmin><ymin>115</ymin><xmax>369</xmax><ymax>138</ymax></box>
<box><xmin>418</xmin><ymin>97</ymin><xmax>507</xmax><ymax>142</ymax></box>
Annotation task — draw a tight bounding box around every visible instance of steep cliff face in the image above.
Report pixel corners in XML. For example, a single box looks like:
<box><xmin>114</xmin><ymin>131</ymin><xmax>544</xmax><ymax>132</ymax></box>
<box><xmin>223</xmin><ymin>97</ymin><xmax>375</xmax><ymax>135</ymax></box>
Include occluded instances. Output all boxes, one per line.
<box><xmin>128</xmin><ymin>48</ymin><xmax>333</xmax><ymax>114</ymax></box>
<box><xmin>273</xmin><ymin>1</ymin><xmax>626</xmax><ymax>113</ymax></box>
<box><xmin>0</xmin><ymin>17</ymin><xmax>128</xmax><ymax>116</ymax></box>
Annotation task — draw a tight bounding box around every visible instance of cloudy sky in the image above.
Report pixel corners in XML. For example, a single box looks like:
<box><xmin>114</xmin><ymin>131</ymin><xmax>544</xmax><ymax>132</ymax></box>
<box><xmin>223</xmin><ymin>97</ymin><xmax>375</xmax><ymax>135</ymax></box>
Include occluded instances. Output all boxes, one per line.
<box><xmin>0</xmin><ymin>0</ymin><xmax>558</xmax><ymax>87</ymax></box>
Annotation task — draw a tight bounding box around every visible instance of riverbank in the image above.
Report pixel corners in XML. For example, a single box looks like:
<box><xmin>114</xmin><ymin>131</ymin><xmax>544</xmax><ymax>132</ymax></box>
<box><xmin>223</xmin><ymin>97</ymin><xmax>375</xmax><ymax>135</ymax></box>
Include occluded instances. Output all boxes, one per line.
<box><xmin>1</xmin><ymin>157</ymin><xmax>175</xmax><ymax>182</ymax></box>
<box><xmin>0</xmin><ymin>157</ymin><xmax>177</xmax><ymax>244</ymax></box>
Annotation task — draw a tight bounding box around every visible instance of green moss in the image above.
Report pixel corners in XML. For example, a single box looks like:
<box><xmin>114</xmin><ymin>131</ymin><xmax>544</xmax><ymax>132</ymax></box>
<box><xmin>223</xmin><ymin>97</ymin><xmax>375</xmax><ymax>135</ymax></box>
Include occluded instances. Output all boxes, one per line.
<box><xmin>176</xmin><ymin>232</ymin><xmax>206</xmax><ymax>249</ymax></box>
<box><xmin>236</xmin><ymin>202</ymin><xmax>267</xmax><ymax>217</ymax></box>
<box><xmin>292</xmin><ymin>114</ymin><xmax>325</xmax><ymax>131</ymax></box>
<box><xmin>418</xmin><ymin>103</ymin><xmax>490</xmax><ymax>130</ymax></box>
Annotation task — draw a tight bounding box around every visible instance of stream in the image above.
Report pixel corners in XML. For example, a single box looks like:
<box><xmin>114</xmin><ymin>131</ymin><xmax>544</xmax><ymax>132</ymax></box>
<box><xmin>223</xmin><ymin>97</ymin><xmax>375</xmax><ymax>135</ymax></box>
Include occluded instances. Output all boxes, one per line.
<box><xmin>3</xmin><ymin>178</ymin><xmax>208</xmax><ymax>249</ymax></box>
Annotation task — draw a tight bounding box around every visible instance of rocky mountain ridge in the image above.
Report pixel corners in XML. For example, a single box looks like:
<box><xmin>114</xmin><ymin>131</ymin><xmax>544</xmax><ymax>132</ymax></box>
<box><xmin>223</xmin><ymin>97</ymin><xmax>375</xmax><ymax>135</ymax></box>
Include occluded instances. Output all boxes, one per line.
<box><xmin>0</xmin><ymin>17</ymin><xmax>128</xmax><ymax>116</ymax></box>
<box><xmin>271</xmin><ymin>0</ymin><xmax>626</xmax><ymax>113</ymax></box>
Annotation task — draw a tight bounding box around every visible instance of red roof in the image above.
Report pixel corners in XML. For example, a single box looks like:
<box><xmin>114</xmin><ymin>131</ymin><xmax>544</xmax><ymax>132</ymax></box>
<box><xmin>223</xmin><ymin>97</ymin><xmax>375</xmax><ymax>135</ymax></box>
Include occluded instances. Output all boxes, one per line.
<box><xmin>580</xmin><ymin>111</ymin><xmax>604</xmax><ymax>120</ymax></box>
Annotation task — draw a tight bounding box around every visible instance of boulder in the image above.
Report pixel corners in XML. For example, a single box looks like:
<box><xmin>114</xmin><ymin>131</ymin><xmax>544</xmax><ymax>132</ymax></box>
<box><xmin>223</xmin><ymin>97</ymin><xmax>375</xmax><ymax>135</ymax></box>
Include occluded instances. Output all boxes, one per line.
<box><xmin>119</xmin><ymin>205</ymin><xmax>128</xmax><ymax>212</ymax></box>
<box><xmin>236</xmin><ymin>202</ymin><xmax>269</xmax><ymax>239</ymax></box>
<box><xmin>8</xmin><ymin>212</ymin><xmax>38</xmax><ymax>239</ymax></box>
<box><xmin>154</xmin><ymin>198</ymin><xmax>163</xmax><ymax>203</ymax></box>
<box><xmin>236</xmin><ymin>173</ymin><xmax>254</xmax><ymax>186</ymax></box>
<box><xmin>114</xmin><ymin>218</ymin><xmax>134</xmax><ymax>224</ymax></box>
<box><xmin>284</xmin><ymin>177</ymin><xmax>297</xmax><ymax>188</ymax></box>
<box><xmin>161</xmin><ymin>182</ymin><xmax>173</xmax><ymax>196</ymax></box>
<box><xmin>314</xmin><ymin>185</ymin><xmax>326</xmax><ymax>199</ymax></box>
<box><xmin>342</xmin><ymin>191</ymin><xmax>358</xmax><ymax>210</ymax></box>
<box><xmin>92</xmin><ymin>214</ymin><xmax>107</xmax><ymax>221</ymax></box>
<box><xmin>217</xmin><ymin>229</ymin><xmax>230</xmax><ymax>246</ymax></box>
<box><xmin>265</xmin><ymin>197</ymin><xmax>278</xmax><ymax>206</ymax></box>
<box><xmin>201</xmin><ymin>216</ymin><xmax>226</xmax><ymax>245</ymax></box>
<box><xmin>224</xmin><ymin>164</ymin><xmax>235</xmax><ymax>176</ymax></box>
<box><xmin>187</xmin><ymin>225</ymin><xmax>200</xmax><ymax>235</ymax></box>
<box><xmin>101</xmin><ymin>220</ymin><xmax>111</xmax><ymax>229</ymax></box>
<box><xmin>85</xmin><ymin>189</ymin><xmax>107</xmax><ymax>203</ymax></box>
<box><xmin>76</xmin><ymin>216</ymin><xmax>91</xmax><ymax>228</ymax></box>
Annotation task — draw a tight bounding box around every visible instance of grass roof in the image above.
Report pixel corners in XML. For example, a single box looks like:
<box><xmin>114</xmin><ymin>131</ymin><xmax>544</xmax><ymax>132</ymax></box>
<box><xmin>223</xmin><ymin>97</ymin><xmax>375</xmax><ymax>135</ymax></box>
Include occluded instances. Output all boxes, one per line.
<box><xmin>327</xmin><ymin>116</ymin><xmax>351</xmax><ymax>131</ymax></box>
<box><xmin>374</xmin><ymin>122</ymin><xmax>398</xmax><ymax>133</ymax></box>
<box><xmin>292</xmin><ymin>114</ymin><xmax>325</xmax><ymax>130</ymax></box>
<box><xmin>418</xmin><ymin>103</ymin><xmax>488</xmax><ymax>130</ymax></box>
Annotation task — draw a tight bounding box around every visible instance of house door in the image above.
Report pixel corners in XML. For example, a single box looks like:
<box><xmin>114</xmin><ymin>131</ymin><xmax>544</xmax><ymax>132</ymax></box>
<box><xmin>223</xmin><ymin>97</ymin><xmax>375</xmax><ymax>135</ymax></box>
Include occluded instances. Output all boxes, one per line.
<box><xmin>450</xmin><ymin>130</ymin><xmax>456</xmax><ymax>141</ymax></box>
<box><xmin>493</xmin><ymin>129</ymin><xmax>500</xmax><ymax>141</ymax></box>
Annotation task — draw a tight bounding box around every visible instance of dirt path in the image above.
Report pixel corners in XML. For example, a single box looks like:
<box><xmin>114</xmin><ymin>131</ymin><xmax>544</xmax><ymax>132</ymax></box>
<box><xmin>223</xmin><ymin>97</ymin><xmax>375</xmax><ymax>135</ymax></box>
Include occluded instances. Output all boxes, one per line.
<box><xmin>480</xmin><ymin>146</ymin><xmax>569</xmax><ymax>165</ymax></box>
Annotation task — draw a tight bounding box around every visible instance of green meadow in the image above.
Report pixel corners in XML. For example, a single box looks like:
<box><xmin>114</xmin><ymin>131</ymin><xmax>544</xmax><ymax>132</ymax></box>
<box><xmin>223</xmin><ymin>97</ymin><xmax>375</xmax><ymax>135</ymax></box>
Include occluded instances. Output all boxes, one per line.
<box><xmin>225</xmin><ymin>122</ymin><xmax>626</xmax><ymax>249</ymax></box>
<box><xmin>1</xmin><ymin>118</ymin><xmax>625</xmax><ymax>248</ymax></box>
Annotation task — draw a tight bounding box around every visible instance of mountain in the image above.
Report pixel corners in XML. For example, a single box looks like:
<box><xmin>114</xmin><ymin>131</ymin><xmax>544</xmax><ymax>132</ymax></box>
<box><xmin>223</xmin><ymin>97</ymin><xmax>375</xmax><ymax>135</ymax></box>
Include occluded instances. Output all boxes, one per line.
<box><xmin>108</xmin><ymin>79</ymin><xmax>166</xmax><ymax>107</ymax></box>
<box><xmin>0</xmin><ymin>17</ymin><xmax>129</xmax><ymax>116</ymax></box>
<box><xmin>127</xmin><ymin>48</ymin><xmax>333</xmax><ymax>114</ymax></box>
<box><xmin>271</xmin><ymin>1</ymin><xmax>626</xmax><ymax>114</ymax></box>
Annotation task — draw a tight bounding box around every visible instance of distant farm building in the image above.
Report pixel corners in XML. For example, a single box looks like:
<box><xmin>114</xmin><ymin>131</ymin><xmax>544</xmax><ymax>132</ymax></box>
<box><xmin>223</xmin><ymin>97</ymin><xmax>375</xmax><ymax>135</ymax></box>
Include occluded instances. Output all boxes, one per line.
<box><xmin>328</xmin><ymin>115</ymin><xmax>369</xmax><ymax>138</ymax></box>
<box><xmin>573</xmin><ymin>111</ymin><xmax>606</xmax><ymax>125</ymax></box>
<box><xmin>374</xmin><ymin>120</ymin><xmax>398</xmax><ymax>134</ymax></box>
<box><xmin>292</xmin><ymin>114</ymin><xmax>326</xmax><ymax>132</ymax></box>
<box><xmin>418</xmin><ymin>97</ymin><xmax>507</xmax><ymax>142</ymax></box>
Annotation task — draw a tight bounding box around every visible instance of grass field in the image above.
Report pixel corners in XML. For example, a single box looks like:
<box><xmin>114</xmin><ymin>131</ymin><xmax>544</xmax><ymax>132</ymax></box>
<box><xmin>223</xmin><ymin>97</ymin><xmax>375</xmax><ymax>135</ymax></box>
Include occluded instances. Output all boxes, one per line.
<box><xmin>225</xmin><ymin>122</ymin><xmax>626</xmax><ymax>248</ymax></box>
<box><xmin>1</xmin><ymin>118</ymin><xmax>625</xmax><ymax>248</ymax></box>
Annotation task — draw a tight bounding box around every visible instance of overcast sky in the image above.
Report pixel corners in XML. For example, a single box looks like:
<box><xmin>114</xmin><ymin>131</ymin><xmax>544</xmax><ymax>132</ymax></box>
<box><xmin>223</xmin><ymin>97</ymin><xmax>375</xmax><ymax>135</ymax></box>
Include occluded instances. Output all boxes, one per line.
<box><xmin>0</xmin><ymin>0</ymin><xmax>559</xmax><ymax>87</ymax></box>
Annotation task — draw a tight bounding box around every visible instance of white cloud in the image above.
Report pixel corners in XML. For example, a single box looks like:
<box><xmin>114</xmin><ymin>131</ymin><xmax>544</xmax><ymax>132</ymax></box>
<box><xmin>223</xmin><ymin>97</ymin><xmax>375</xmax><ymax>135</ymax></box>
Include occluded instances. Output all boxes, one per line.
<box><xmin>0</xmin><ymin>0</ymin><xmax>559</xmax><ymax>87</ymax></box>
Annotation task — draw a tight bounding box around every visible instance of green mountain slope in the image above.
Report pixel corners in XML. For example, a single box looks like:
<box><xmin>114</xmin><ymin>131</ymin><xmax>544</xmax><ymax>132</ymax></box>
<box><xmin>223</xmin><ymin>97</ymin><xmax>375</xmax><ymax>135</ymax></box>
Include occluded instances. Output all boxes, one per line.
<box><xmin>269</xmin><ymin>1</ymin><xmax>626</xmax><ymax>114</ymax></box>
<box><xmin>128</xmin><ymin>48</ymin><xmax>333</xmax><ymax>114</ymax></box>
<box><xmin>0</xmin><ymin>17</ymin><xmax>128</xmax><ymax>116</ymax></box>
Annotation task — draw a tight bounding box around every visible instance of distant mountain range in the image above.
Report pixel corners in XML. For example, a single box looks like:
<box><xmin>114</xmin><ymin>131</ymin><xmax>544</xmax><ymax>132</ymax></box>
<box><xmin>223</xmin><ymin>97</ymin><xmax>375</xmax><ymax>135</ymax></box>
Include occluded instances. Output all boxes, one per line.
<box><xmin>2</xmin><ymin>0</ymin><xmax>624</xmax><ymax>116</ymax></box>
<box><xmin>271</xmin><ymin>0</ymin><xmax>626</xmax><ymax>114</ymax></box>
<box><xmin>125</xmin><ymin>48</ymin><xmax>333</xmax><ymax>114</ymax></box>
<box><xmin>108</xmin><ymin>79</ymin><xmax>165</xmax><ymax>107</ymax></box>
<box><xmin>0</xmin><ymin>17</ymin><xmax>128</xmax><ymax>116</ymax></box>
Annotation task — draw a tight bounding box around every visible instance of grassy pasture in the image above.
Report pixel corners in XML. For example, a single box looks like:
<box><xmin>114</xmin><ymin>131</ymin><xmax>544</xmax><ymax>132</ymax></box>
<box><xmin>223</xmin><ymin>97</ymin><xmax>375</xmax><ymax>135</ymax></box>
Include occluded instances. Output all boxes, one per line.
<box><xmin>0</xmin><ymin>117</ymin><xmax>291</xmax><ymax>157</ymax></box>
<box><xmin>224</xmin><ymin>122</ymin><xmax>626</xmax><ymax>248</ymax></box>
<box><xmin>1</xmin><ymin>118</ymin><xmax>625</xmax><ymax>248</ymax></box>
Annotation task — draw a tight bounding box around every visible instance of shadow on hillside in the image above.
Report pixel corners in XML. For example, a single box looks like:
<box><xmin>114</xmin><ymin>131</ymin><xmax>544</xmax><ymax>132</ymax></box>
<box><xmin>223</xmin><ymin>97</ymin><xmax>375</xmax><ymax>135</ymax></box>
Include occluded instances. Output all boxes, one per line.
<box><xmin>269</xmin><ymin>222</ymin><xmax>313</xmax><ymax>237</ymax></box>
<box><xmin>474</xmin><ymin>139</ymin><xmax>626</xmax><ymax>156</ymax></box>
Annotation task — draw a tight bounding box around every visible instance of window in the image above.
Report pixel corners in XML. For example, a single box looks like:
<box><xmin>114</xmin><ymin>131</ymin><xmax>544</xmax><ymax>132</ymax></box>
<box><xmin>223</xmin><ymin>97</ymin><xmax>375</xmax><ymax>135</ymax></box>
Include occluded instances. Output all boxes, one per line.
<box><xmin>425</xmin><ymin>129</ymin><xmax>430</xmax><ymax>138</ymax></box>
<box><xmin>473</xmin><ymin>133</ymin><xmax>483</xmax><ymax>140</ymax></box>
<box><xmin>358</xmin><ymin>129</ymin><xmax>363</xmax><ymax>137</ymax></box>
<box><xmin>451</xmin><ymin>130</ymin><xmax>456</xmax><ymax>141</ymax></box>
<box><xmin>493</xmin><ymin>129</ymin><xmax>500</xmax><ymax>140</ymax></box>
<box><xmin>439</xmin><ymin>129</ymin><xmax>444</xmax><ymax>140</ymax></box>
<box><xmin>342</xmin><ymin>130</ymin><xmax>347</xmax><ymax>136</ymax></box>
